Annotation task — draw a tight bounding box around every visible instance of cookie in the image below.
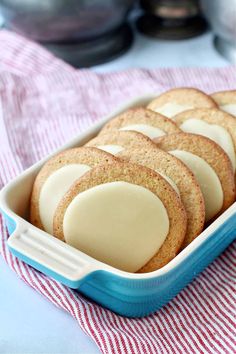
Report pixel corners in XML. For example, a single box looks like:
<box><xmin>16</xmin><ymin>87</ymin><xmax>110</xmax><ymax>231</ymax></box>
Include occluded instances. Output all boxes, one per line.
<box><xmin>118</xmin><ymin>146</ymin><xmax>205</xmax><ymax>248</ymax></box>
<box><xmin>147</xmin><ymin>88</ymin><xmax>217</xmax><ymax>119</ymax></box>
<box><xmin>174</xmin><ymin>108</ymin><xmax>236</xmax><ymax>171</ymax></box>
<box><xmin>30</xmin><ymin>147</ymin><xmax>117</xmax><ymax>236</ymax></box>
<box><xmin>53</xmin><ymin>161</ymin><xmax>187</xmax><ymax>273</ymax></box>
<box><xmin>85</xmin><ymin>130</ymin><xmax>158</xmax><ymax>155</ymax></box>
<box><xmin>155</xmin><ymin>133</ymin><xmax>235</xmax><ymax>222</ymax></box>
<box><xmin>86</xmin><ymin>130</ymin><xmax>205</xmax><ymax>247</ymax></box>
<box><xmin>97</xmin><ymin>107</ymin><xmax>180</xmax><ymax>139</ymax></box>
<box><xmin>211</xmin><ymin>90</ymin><xmax>236</xmax><ymax>117</ymax></box>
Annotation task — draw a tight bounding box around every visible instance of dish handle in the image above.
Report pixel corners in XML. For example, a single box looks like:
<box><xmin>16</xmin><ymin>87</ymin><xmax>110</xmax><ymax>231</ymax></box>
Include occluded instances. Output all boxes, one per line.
<box><xmin>7</xmin><ymin>223</ymin><xmax>96</xmax><ymax>287</ymax></box>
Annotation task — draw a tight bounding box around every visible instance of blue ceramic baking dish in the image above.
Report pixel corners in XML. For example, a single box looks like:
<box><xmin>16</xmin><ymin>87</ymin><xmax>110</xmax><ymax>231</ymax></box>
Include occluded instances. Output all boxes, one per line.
<box><xmin>1</xmin><ymin>95</ymin><xmax>236</xmax><ymax>318</ymax></box>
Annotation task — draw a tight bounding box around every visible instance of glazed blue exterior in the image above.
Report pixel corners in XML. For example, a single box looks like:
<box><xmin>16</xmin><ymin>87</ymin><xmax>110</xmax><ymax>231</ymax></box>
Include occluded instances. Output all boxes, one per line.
<box><xmin>4</xmin><ymin>211</ymin><xmax>236</xmax><ymax>318</ymax></box>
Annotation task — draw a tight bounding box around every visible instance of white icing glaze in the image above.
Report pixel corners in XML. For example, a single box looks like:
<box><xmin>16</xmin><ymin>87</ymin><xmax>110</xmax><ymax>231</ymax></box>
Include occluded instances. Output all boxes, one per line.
<box><xmin>156</xmin><ymin>171</ymin><xmax>180</xmax><ymax>195</ymax></box>
<box><xmin>39</xmin><ymin>164</ymin><xmax>91</xmax><ymax>234</ymax></box>
<box><xmin>63</xmin><ymin>181</ymin><xmax>169</xmax><ymax>272</ymax></box>
<box><xmin>97</xmin><ymin>145</ymin><xmax>124</xmax><ymax>155</ymax></box>
<box><xmin>153</xmin><ymin>103</ymin><xmax>192</xmax><ymax>118</ymax></box>
<box><xmin>180</xmin><ymin>118</ymin><xmax>236</xmax><ymax>171</ymax></box>
<box><xmin>220</xmin><ymin>104</ymin><xmax>236</xmax><ymax>117</ymax></box>
<box><xmin>170</xmin><ymin>150</ymin><xmax>223</xmax><ymax>222</ymax></box>
<box><xmin>119</xmin><ymin>124</ymin><xmax>165</xmax><ymax>139</ymax></box>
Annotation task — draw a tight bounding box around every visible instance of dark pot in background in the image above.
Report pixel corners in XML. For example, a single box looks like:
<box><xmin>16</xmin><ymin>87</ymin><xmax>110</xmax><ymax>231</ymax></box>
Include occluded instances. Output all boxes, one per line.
<box><xmin>137</xmin><ymin>0</ymin><xmax>207</xmax><ymax>40</ymax></box>
<box><xmin>0</xmin><ymin>0</ymin><xmax>134</xmax><ymax>42</ymax></box>
<box><xmin>0</xmin><ymin>0</ymin><xmax>135</xmax><ymax>66</ymax></box>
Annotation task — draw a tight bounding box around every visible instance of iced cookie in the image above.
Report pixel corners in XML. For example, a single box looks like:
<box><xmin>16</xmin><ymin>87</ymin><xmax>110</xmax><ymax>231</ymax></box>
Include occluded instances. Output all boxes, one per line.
<box><xmin>211</xmin><ymin>90</ymin><xmax>236</xmax><ymax>117</ymax></box>
<box><xmin>86</xmin><ymin>130</ymin><xmax>205</xmax><ymax>247</ymax></box>
<box><xmin>97</xmin><ymin>107</ymin><xmax>180</xmax><ymax>139</ymax></box>
<box><xmin>155</xmin><ymin>133</ymin><xmax>235</xmax><ymax>222</ymax></box>
<box><xmin>85</xmin><ymin>130</ymin><xmax>158</xmax><ymax>155</ymax></box>
<box><xmin>147</xmin><ymin>88</ymin><xmax>217</xmax><ymax>119</ymax></box>
<box><xmin>30</xmin><ymin>147</ymin><xmax>117</xmax><ymax>236</ymax></box>
<box><xmin>53</xmin><ymin>161</ymin><xmax>187</xmax><ymax>273</ymax></box>
<box><xmin>174</xmin><ymin>108</ymin><xmax>236</xmax><ymax>171</ymax></box>
<box><xmin>118</xmin><ymin>146</ymin><xmax>205</xmax><ymax>248</ymax></box>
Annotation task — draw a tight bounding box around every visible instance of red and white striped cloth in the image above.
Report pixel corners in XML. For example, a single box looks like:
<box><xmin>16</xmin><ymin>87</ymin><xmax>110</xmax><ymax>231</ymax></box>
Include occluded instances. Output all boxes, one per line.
<box><xmin>0</xmin><ymin>30</ymin><xmax>235</xmax><ymax>354</ymax></box>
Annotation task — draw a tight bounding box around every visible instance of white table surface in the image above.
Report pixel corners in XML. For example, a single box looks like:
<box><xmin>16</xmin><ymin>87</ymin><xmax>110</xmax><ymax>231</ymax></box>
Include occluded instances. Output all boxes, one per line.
<box><xmin>0</xmin><ymin>30</ymin><xmax>229</xmax><ymax>354</ymax></box>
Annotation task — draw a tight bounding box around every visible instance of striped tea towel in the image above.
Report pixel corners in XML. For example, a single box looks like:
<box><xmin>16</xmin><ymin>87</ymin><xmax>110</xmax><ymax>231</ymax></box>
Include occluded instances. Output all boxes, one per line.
<box><xmin>0</xmin><ymin>30</ymin><xmax>235</xmax><ymax>354</ymax></box>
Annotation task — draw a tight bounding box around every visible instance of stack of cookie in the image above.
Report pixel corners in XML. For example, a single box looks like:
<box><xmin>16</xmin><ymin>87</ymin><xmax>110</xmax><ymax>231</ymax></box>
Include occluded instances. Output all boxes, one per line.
<box><xmin>30</xmin><ymin>88</ymin><xmax>236</xmax><ymax>273</ymax></box>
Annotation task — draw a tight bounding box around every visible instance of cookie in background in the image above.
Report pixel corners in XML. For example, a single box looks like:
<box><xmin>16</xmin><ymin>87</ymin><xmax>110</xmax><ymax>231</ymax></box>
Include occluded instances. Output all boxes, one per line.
<box><xmin>30</xmin><ymin>147</ymin><xmax>117</xmax><ymax>236</ymax></box>
<box><xmin>86</xmin><ymin>129</ymin><xmax>161</xmax><ymax>155</ymax></box>
<box><xmin>118</xmin><ymin>146</ymin><xmax>205</xmax><ymax>248</ymax></box>
<box><xmin>155</xmin><ymin>133</ymin><xmax>235</xmax><ymax>222</ymax></box>
<box><xmin>174</xmin><ymin>108</ymin><xmax>236</xmax><ymax>172</ymax></box>
<box><xmin>147</xmin><ymin>87</ymin><xmax>217</xmax><ymax>119</ymax></box>
<box><xmin>211</xmin><ymin>90</ymin><xmax>236</xmax><ymax>117</ymax></box>
<box><xmin>98</xmin><ymin>107</ymin><xmax>180</xmax><ymax>139</ymax></box>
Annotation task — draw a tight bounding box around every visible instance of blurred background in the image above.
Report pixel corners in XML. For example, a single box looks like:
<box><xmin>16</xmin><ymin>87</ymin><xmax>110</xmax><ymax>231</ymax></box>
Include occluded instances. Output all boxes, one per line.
<box><xmin>0</xmin><ymin>0</ymin><xmax>235</xmax><ymax>69</ymax></box>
